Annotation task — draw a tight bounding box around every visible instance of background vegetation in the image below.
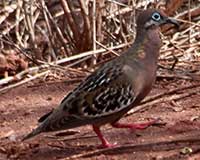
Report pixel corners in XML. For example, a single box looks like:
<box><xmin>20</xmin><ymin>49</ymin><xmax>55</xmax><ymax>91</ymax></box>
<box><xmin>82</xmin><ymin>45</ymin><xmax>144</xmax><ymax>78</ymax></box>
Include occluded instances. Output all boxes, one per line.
<box><xmin>0</xmin><ymin>0</ymin><xmax>199</xmax><ymax>92</ymax></box>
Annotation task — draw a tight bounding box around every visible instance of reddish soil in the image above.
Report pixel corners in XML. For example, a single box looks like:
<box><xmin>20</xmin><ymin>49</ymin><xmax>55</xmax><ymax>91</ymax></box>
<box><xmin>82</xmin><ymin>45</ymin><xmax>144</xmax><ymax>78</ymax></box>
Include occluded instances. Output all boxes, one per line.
<box><xmin>1</xmin><ymin>78</ymin><xmax>200</xmax><ymax>160</ymax></box>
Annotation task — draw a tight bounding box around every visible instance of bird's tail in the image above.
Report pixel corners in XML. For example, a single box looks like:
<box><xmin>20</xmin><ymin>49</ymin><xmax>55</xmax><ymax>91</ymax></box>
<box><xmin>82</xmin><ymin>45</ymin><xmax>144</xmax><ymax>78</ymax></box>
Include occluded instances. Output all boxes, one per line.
<box><xmin>22</xmin><ymin>124</ymin><xmax>43</xmax><ymax>141</ymax></box>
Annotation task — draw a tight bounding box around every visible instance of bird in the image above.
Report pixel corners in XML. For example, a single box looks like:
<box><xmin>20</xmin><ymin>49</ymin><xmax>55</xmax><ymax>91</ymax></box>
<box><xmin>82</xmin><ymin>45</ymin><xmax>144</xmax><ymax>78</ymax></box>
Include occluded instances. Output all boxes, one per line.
<box><xmin>22</xmin><ymin>9</ymin><xmax>179</xmax><ymax>148</ymax></box>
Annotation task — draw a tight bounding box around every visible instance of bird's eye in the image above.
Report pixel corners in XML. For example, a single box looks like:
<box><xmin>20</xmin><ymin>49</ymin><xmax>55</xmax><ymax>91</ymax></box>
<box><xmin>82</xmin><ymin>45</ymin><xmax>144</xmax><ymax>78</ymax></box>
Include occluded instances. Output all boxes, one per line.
<box><xmin>151</xmin><ymin>12</ymin><xmax>161</xmax><ymax>21</ymax></box>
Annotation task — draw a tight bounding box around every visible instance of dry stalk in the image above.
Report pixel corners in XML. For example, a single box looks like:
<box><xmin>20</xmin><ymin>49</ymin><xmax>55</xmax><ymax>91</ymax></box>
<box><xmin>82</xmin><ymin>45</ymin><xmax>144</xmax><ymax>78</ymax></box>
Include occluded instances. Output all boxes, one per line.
<box><xmin>60</xmin><ymin>0</ymin><xmax>81</xmax><ymax>50</ymax></box>
<box><xmin>0</xmin><ymin>42</ymin><xmax>130</xmax><ymax>90</ymax></box>
<box><xmin>0</xmin><ymin>70</ymin><xmax>50</xmax><ymax>93</ymax></box>
<box><xmin>39</xmin><ymin>0</ymin><xmax>57</xmax><ymax>59</ymax></box>
<box><xmin>127</xmin><ymin>83</ymin><xmax>200</xmax><ymax>116</ymax></box>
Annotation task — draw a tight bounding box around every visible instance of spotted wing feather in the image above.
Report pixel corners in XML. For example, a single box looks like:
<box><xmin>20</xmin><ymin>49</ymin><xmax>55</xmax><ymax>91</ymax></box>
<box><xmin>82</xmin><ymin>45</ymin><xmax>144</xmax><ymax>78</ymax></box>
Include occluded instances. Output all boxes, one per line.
<box><xmin>33</xmin><ymin>60</ymin><xmax>137</xmax><ymax>135</ymax></box>
<box><xmin>61</xmin><ymin>60</ymin><xmax>135</xmax><ymax>119</ymax></box>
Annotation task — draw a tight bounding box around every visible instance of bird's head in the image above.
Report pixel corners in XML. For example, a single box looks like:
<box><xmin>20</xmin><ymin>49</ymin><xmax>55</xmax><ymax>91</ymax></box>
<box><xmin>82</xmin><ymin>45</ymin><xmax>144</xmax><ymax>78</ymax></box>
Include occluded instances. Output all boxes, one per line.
<box><xmin>136</xmin><ymin>9</ymin><xmax>179</xmax><ymax>29</ymax></box>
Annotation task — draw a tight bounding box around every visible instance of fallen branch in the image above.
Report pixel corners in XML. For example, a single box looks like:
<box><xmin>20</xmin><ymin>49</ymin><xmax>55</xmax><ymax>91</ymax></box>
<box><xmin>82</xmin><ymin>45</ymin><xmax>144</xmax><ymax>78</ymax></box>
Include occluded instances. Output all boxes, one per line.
<box><xmin>60</xmin><ymin>133</ymin><xmax>200</xmax><ymax>159</ymax></box>
<box><xmin>127</xmin><ymin>83</ymin><xmax>200</xmax><ymax>116</ymax></box>
<box><xmin>0</xmin><ymin>70</ymin><xmax>50</xmax><ymax>93</ymax></box>
<box><xmin>0</xmin><ymin>43</ymin><xmax>128</xmax><ymax>86</ymax></box>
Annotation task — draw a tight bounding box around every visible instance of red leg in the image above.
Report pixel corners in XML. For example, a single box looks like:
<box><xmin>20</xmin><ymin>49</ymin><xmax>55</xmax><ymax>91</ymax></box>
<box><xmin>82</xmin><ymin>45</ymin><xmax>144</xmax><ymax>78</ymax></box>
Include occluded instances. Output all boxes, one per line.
<box><xmin>93</xmin><ymin>125</ymin><xmax>116</xmax><ymax>148</ymax></box>
<box><xmin>111</xmin><ymin>119</ymin><xmax>158</xmax><ymax>130</ymax></box>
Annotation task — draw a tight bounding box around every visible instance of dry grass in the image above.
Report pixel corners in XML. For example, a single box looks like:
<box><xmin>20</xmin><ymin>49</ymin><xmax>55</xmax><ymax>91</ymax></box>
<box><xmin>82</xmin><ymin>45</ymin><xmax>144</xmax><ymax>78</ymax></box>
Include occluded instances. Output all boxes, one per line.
<box><xmin>0</xmin><ymin>0</ymin><xmax>199</xmax><ymax>92</ymax></box>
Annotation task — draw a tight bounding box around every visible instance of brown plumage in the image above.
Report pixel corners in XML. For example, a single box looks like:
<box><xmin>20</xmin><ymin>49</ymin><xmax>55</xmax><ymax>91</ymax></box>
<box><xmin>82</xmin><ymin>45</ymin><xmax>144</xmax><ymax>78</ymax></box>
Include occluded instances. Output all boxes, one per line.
<box><xmin>22</xmin><ymin>9</ymin><xmax>179</xmax><ymax>148</ymax></box>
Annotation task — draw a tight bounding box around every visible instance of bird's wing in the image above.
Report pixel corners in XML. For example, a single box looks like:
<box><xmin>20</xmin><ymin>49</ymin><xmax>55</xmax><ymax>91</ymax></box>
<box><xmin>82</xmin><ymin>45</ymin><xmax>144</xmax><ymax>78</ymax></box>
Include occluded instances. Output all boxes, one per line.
<box><xmin>22</xmin><ymin>60</ymin><xmax>138</xmax><ymax>140</ymax></box>
<box><xmin>37</xmin><ymin>59</ymin><xmax>139</xmax><ymax>133</ymax></box>
<box><xmin>60</xmin><ymin>60</ymin><xmax>136</xmax><ymax>119</ymax></box>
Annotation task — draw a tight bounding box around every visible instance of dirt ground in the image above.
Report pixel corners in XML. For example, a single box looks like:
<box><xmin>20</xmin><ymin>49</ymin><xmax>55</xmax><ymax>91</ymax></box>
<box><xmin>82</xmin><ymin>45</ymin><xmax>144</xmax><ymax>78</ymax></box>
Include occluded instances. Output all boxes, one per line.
<box><xmin>1</xmin><ymin>77</ymin><xmax>200</xmax><ymax>160</ymax></box>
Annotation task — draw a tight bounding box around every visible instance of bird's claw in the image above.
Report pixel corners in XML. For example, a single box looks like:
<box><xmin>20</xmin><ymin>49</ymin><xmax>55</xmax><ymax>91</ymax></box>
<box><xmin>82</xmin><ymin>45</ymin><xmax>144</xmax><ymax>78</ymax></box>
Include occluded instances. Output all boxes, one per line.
<box><xmin>97</xmin><ymin>142</ymin><xmax>117</xmax><ymax>149</ymax></box>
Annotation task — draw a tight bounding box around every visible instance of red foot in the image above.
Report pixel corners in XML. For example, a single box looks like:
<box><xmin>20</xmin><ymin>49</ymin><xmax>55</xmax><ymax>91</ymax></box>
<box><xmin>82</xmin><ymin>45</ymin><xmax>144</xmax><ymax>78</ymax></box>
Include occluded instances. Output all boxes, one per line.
<box><xmin>97</xmin><ymin>142</ymin><xmax>117</xmax><ymax>149</ymax></box>
<box><xmin>111</xmin><ymin>118</ymin><xmax>158</xmax><ymax>130</ymax></box>
<box><xmin>93</xmin><ymin>125</ymin><xmax>116</xmax><ymax>148</ymax></box>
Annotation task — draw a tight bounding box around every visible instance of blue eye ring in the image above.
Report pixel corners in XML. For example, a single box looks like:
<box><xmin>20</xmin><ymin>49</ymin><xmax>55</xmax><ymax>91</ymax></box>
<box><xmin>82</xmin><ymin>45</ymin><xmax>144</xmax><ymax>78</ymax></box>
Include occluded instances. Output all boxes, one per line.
<box><xmin>152</xmin><ymin>12</ymin><xmax>161</xmax><ymax>21</ymax></box>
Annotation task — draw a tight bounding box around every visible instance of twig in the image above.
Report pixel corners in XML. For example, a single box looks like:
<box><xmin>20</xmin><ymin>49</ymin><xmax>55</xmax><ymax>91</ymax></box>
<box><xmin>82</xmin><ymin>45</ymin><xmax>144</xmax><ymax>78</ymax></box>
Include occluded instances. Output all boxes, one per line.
<box><xmin>0</xmin><ymin>64</ymin><xmax>48</xmax><ymax>86</ymax></box>
<box><xmin>27</xmin><ymin>78</ymin><xmax>83</xmax><ymax>88</ymax></box>
<box><xmin>127</xmin><ymin>83</ymin><xmax>200</xmax><ymax>116</ymax></box>
<box><xmin>39</xmin><ymin>0</ymin><xmax>57</xmax><ymax>59</ymax></box>
<box><xmin>0</xmin><ymin>71</ymin><xmax>50</xmax><ymax>93</ymax></box>
<box><xmin>15</xmin><ymin>0</ymin><xmax>24</xmax><ymax>47</ymax></box>
<box><xmin>43</xmin><ymin>1</ymin><xmax>69</xmax><ymax>56</ymax></box>
<box><xmin>188</xmin><ymin>0</ymin><xmax>191</xmax><ymax>44</ymax></box>
<box><xmin>92</xmin><ymin>0</ymin><xmax>97</xmax><ymax>65</ymax></box>
<box><xmin>60</xmin><ymin>0</ymin><xmax>81</xmax><ymax>48</ymax></box>
<box><xmin>0</xmin><ymin>36</ymin><xmax>39</xmax><ymax>64</ymax></box>
<box><xmin>60</xmin><ymin>135</ymin><xmax>200</xmax><ymax>159</ymax></box>
<box><xmin>23</xmin><ymin>0</ymin><xmax>38</xmax><ymax>57</ymax></box>
<box><xmin>0</xmin><ymin>43</ymin><xmax>129</xmax><ymax>89</ymax></box>
<box><xmin>78</xmin><ymin>0</ymin><xmax>92</xmax><ymax>51</ymax></box>
<box><xmin>96</xmin><ymin>40</ymin><xmax>120</xmax><ymax>56</ymax></box>
<box><xmin>55</xmin><ymin>43</ymin><xmax>130</xmax><ymax>64</ymax></box>
<box><xmin>175</xmin><ymin>6</ymin><xmax>200</xmax><ymax>26</ymax></box>
<box><xmin>106</xmin><ymin>6</ymin><xmax>133</xmax><ymax>19</ymax></box>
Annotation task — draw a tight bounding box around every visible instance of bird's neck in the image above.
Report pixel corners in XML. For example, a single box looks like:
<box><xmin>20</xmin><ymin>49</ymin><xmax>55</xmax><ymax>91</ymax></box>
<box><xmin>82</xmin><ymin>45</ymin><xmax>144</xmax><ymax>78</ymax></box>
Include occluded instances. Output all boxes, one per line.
<box><xmin>125</xmin><ymin>27</ymin><xmax>162</xmax><ymax>63</ymax></box>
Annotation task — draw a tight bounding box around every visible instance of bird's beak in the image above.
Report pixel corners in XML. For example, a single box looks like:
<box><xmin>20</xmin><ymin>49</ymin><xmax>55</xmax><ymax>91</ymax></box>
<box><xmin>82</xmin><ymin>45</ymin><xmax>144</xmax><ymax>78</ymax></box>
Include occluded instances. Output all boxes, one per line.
<box><xmin>165</xmin><ymin>17</ymin><xmax>180</xmax><ymax>28</ymax></box>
